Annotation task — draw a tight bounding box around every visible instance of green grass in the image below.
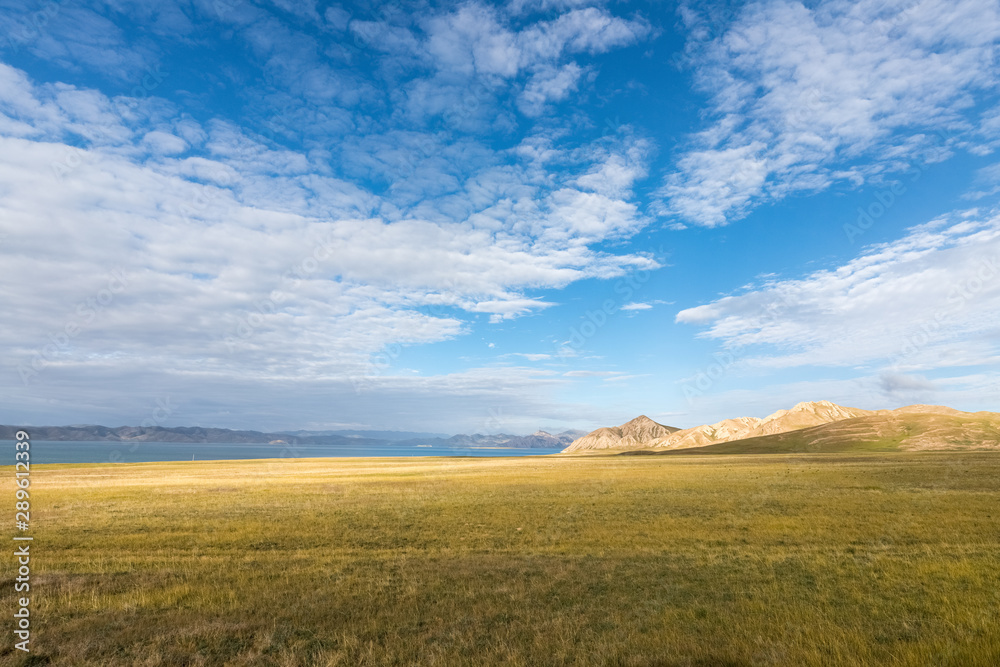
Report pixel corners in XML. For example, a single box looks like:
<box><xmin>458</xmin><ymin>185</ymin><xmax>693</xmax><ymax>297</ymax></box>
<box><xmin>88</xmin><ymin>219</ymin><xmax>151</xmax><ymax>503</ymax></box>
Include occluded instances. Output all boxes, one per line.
<box><xmin>4</xmin><ymin>452</ymin><xmax>1000</xmax><ymax>666</ymax></box>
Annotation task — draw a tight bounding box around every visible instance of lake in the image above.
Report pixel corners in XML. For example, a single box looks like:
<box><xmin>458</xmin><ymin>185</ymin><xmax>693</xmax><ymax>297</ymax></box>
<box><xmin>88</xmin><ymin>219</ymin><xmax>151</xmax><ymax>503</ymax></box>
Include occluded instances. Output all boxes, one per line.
<box><xmin>18</xmin><ymin>440</ymin><xmax>564</xmax><ymax>464</ymax></box>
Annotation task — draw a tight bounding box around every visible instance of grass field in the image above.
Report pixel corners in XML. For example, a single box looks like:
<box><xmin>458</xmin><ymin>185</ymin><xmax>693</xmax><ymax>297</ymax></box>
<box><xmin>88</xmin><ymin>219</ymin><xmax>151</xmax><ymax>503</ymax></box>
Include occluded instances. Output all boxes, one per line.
<box><xmin>4</xmin><ymin>452</ymin><xmax>1000</xmax><ymax>666</ymax></box>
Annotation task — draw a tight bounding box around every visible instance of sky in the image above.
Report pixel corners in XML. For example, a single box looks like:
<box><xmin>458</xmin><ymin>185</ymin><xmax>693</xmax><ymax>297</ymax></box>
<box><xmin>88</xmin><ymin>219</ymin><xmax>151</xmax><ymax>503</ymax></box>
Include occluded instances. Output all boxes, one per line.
<box><xmin>2</xmin><ymin>0</ymin><xmax>1000</xmax><ymax>435</ymax></box>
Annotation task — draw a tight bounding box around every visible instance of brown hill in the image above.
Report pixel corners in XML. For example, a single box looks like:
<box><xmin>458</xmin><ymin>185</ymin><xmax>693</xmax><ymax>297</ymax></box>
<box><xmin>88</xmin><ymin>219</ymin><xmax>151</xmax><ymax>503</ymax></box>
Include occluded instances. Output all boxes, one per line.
<box><xmin>562</xmin><ymin>402</ymin><xmax>994</xmax><ymax>454</ymax></box>
<box><xmin>648</xmin><ymin>400</ymin><xmax>874</xmax><ymax>450</ymax></box>
<box><xmin>890</xmin><ymin>404</ymin><xmax>966</xmax><ymax>416</ymax></box>
<box><xmin>564</xmin><ymin>401</ymin><xmax>872</xmax><ymax>453</ymax></box>
<box><xmin>562</xmin><ymin>415</ymin><xmax>680</xmax><ymax>452</ymax></box>
<box><xmin>634</xmin><ymin>411</ymin><xmax>1000</xmax><ymax>455</ymax></box>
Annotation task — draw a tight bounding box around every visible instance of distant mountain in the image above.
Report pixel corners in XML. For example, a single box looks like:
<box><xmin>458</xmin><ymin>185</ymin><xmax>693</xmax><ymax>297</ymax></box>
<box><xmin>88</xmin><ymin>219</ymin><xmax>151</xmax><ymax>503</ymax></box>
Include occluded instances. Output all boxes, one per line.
<box><xmin>504</xmin><ymin>430</ymin><xmax>588</xmax><ymax>448</ymax></box>
<box><xmin>562</xmin><ymin>416</ymin><xmax>680</xmax><ymax>452</ymax></box>
<box><xmin>401</xmin><ymin>430</ymin><xmax>587</xmax><ymax>449</ymax></box>
<box><xmin>628</xmin><ymin>410</ymin><xmax>1000</xmax><ymax>455</ymax></box>
<box><xmin>0</xmin><ymin>424</ymin><xmax>582</xmax><ymax>448</ymax></box>
<box><xmin>0</xmin><ymin>424</ymin><xmax>384</xmax><ymax>446</ymax></box>
<box><xmin>278</xmin><ymin>429</ymin><xmax>451</xmax><ymax>441</ymax></box>
<box><xmin>563</xmin><ymin>401</ymin><xmax>996</xmax><ymax>453</ymax></box>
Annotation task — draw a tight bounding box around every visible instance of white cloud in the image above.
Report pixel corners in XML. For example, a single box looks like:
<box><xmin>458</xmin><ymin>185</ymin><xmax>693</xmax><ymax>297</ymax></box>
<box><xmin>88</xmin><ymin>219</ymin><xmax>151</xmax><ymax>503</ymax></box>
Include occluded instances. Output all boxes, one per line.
<box><xmin>423</xmin><ymin>4</ymin><xmax>648</xmax><ymax>79</ymax></box>
<box><xmin>511</xmin><ymin>353</ymin><xmax>551</xmax><ymax>361</ymax></box>
<box><xmin>965</xmin><ymin>161</ymin><xmax>1000</xmax><ymax>200</ymax></box>
<box><xmin>573</xmin><ymin>137</ymin><xmax>651</xmax><ymax>197</ymax></box>
<box><xmin>518</xmin><ymin>63</ymin><xmax>583</xmax><ymax>116</ymax></box>
<box><xmin>520</xmin><ymin>7</ymin><xmax>650</xmax><ymax>60</ymax></box>
<box><xmin>425</xmin><ymin>4</ymin><xmax>521</xmax><ymax>78</ymax></box>
<box><xmin>563</xmin><ymin>370</ymin><xmax>620</xmax><ymax>377</ymax></box>
<box><xmin>602</xmin><ymin>373</ymin><xmax>649</xmax><ymax>382</ymax></box>
<box><xmin>0</xmin><ymin>2</ymin><xmax>658</xmax><ymax>431</ymax></box>
<box><xmin>621</xmin><ymin>302</ymin><xmax>653</xmax><ymax>311</ymax></box>
<box><xmin>508</xmin><ymin>0</ymin><xmax>605</xmax><ymax>15</ymax></box>
<box><xmin>0</xmin><ymin>63</ymin><xmax>657</xmax><ymax>398</ymax></box>
<box><xmin>676</xmin><ymin>208</ymin><xmax>1000</xmax><ymax>372</ymax></box>
<box><xmin>324</xmin><ymin>6</ymin><xmax>350</xmax><ymax>31</ymax></box>
<box><xmin>664</xmin><ymin>0</ymin><xmax>1000</xmax><ymax>226</ymax></box>
<box><xmin>0</xmin><ymin>5</ymin><xmax>158</xmax><ymax>83</ymax></box>
<box><xmin>142</xmin><ymin>130</ymin><xmax>187</xmax><ymax>155</ymax></box>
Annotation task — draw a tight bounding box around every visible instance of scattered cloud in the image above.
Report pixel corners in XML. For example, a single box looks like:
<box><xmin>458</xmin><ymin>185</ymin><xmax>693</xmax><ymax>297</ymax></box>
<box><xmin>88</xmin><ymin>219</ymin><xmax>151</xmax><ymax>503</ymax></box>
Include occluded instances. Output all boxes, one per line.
<box><xmin>676</xmin><ymin>209</ymin><xmax>1000</xmax><ymax>372</ymax></box>
<box><xmin>0</xmin><ymin>0</ymin><xmax>658</xmax><ymax>429</ymax></box>
<box><xmin>5</xmin><ymin>0</ymin><xmax>998</xmax><ymax>432</ymax></box>
<box><xmin>965</xmin><ymin>161</ymin><xmax>1000</xmax><ymax>200</ymax></box>
<box><xmin>662</xmin><ymin>0</ymin><xmax>1000</xmax><ymax>226</ymax></box>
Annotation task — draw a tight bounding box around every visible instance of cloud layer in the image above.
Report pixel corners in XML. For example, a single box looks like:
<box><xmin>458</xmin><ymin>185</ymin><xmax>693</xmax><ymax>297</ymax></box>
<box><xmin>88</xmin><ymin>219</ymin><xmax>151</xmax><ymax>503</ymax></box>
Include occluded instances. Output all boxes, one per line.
<box><xmin>0</xmin><ymin>0</ymin><xmax>661</xmax><ymax>430</ymax></box>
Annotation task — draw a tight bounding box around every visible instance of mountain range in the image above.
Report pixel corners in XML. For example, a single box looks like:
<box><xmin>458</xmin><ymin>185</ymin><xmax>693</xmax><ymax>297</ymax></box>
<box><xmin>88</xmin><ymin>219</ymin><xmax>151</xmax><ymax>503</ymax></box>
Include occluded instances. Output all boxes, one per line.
<box><xmin>563</xmin><ymin>401</ymin><xmax>1000</xmax><ymax>453</ymax></box>
<box><xmin>9</xmin><ymin>402</ymin><xmax>995</xmax><ymax>454</ymax></box>
<box><xmin>0</xmin><ymin>424</ymin><xmax>584</xmax><ymax>449</ymax></box>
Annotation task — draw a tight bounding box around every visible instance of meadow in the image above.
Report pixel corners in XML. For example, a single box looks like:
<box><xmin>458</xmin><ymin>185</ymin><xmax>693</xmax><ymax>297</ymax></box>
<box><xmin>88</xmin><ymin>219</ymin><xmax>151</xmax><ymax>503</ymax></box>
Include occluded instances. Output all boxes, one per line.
<box><xmin>4</xmin><ymin>451</ymin><xmax>1000</xmax><ymax>666</ymax></box>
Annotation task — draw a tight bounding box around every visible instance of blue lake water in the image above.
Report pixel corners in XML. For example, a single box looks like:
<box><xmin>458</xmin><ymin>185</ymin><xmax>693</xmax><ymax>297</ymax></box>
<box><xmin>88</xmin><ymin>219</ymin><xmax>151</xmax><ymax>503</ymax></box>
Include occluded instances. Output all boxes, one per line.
<box><xmin>18</xmin><ymin>440</ymin><xmax>563</xmax><ymax>464</ymax></box>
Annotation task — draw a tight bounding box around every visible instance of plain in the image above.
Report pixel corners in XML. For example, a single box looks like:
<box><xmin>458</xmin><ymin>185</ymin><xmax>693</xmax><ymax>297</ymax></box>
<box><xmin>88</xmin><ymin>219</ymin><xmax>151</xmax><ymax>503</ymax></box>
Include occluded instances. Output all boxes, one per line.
<box><xmin>3</xmin><ymin>452</ymin><xmax>1000</xmax><ymax>666</ymax></box>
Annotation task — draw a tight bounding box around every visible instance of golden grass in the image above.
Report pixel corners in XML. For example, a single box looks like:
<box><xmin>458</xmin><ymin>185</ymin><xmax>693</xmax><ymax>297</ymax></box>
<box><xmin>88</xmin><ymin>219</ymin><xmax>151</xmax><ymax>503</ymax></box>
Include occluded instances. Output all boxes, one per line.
<box><xmin>3</xmin><ymin>452</ymin><xmax>1000</xmax><ymax>666</ymax></box>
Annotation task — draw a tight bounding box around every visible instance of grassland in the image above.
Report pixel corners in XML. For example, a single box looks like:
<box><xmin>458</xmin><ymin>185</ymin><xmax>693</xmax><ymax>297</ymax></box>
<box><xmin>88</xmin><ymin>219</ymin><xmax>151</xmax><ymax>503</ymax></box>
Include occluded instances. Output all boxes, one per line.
<box><xmin>4</xmin><ymin>452</ymin><xmax>1000</xmax><ymax>666</ymax></box>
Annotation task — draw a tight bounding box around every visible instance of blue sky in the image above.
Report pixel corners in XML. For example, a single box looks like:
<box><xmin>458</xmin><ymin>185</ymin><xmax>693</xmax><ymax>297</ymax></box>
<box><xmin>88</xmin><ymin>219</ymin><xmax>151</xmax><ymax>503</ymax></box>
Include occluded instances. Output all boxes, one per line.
<box><xmin>2</xmin><ymin>0</ymin><xmax>1000</xmax><ymax>434</ymax></box>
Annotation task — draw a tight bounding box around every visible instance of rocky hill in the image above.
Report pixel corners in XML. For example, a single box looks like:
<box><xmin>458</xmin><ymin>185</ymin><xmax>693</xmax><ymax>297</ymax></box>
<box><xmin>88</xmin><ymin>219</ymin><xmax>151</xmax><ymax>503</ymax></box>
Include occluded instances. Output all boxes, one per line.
<box><xmin>562</xmin><ymin>416</ymin><xmax>680</xmax><ymax>452</ymax></box>
<box><xmin>563</xmin><ymin>401</ymin><xmax>994</xmax><ymax>453</ymax></box>
<box><xmin>630</xmin><ymin>410</ymin><xmax>1000</xmax><ymax>455</ymax></box>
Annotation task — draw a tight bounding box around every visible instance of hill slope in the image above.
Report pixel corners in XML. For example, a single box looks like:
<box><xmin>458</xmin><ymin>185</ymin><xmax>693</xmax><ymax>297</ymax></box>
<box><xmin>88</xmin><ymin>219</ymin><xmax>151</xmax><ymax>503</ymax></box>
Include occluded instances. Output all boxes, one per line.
<box><xmin>564</xmin><ymin>401</ymin><xmax>872</xmax><ymax>453</ymax></box>
<box><xmin>633</xmin><ymin>411</ymin><xmax>1000</xmax><ymax>455</ymax></box>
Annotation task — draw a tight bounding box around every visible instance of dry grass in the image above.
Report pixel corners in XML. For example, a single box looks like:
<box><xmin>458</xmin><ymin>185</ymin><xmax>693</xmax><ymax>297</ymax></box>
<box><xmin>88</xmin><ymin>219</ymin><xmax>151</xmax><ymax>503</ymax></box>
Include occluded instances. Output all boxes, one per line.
<box><xmin>3</xmin><ymin>452</ymin><xmax>1000</xmax><ymax>666</ymax></box>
